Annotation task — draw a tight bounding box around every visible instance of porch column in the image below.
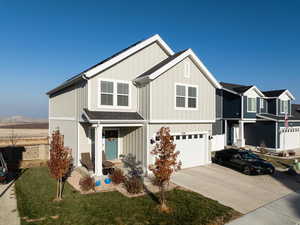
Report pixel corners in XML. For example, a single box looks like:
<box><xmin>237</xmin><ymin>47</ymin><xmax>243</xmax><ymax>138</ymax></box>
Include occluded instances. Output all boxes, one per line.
<box><xmin>238</xmin><ymin>121</ymin><xmax>245</xmax><ymax>148</ymax></box>
<box><xmin>94</xmin><ymin>125</ymin><xmax>103</xmax><ymax>176</ymax></box>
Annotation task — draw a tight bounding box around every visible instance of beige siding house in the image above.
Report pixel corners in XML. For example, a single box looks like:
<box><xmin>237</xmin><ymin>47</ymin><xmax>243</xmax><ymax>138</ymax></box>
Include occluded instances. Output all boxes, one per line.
<box><xmin>47</xmin><ymin>34</ymin><xmax>221</xmax><ymax>176</ymax></box>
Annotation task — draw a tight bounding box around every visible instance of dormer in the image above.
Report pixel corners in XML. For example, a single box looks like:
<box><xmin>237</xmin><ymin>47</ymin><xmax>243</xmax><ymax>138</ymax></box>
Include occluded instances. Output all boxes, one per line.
<box><xmin>263</xmin><ymin>89</ymin><xmax>295</xmax><ymax>116</ymax></box>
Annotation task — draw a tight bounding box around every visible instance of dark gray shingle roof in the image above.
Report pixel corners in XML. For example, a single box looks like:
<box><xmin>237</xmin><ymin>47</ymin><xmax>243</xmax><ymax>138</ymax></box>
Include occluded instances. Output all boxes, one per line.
<box><xmin>84</xmin><ymin>109</ymin><xmax>144</xmax><ymax>121</ymax></box>
<box><xmin>136</xmin><ymin>49</ymin><xmax>188</xmax><ymax>79</ymax></box>
<box><xmin>262</xmin><ymin>90</ymin><xmax>286</xmax><ymax>97</ymax></box>
<box><xmin>220</xmin><ymin>82</ymin><xmax>253</xmax><ymax>94</ymax></box>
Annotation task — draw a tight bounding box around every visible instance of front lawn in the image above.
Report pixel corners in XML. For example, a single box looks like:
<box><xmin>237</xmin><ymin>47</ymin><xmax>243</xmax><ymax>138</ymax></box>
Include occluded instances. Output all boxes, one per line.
<box><xmin>15</xmin><ymin>167</ymin><xmax>240</xmax><ymax>225</ymax></box>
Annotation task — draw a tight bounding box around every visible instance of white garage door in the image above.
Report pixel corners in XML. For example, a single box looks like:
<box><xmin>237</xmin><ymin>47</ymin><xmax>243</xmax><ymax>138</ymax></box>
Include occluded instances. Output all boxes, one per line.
<box><xmin>280</xmin><ymin>127</ymin><xmax>300</xmax><ymax>150</ymax></box>
<box><xmin>173</xmin><ymin>133</ymin><xmax>208</xmax><ymax>169</ymax></box>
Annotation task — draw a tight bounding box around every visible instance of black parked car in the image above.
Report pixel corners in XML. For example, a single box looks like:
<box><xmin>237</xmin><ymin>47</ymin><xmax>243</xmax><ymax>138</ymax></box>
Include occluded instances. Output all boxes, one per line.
<box><xmin>214</xmin><ymin>149</ymin><xmax>275</xmax><ymax>175</ymax></box>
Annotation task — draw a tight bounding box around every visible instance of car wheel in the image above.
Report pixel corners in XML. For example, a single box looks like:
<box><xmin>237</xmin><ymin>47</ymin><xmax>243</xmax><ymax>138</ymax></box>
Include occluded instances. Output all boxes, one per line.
<box><xmin>268</xmin><ymin>167</ymin><xmax>275</xmax><ymax>174</ymax></box>
<box><xmin>216</xmin><ymin>157</ymin><xmax>224</xmax><ymax>165</ymax></box>
<box><xmin>243</xmin><ymin>166</ymin><xmax>251</xmax><ymax>175</ymax></box>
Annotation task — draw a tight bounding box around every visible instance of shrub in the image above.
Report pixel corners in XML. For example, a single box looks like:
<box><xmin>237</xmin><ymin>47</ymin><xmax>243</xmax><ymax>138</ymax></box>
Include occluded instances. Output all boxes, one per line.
<box><xmin>109</xmin><ymin>168</ymin><xmax>125</xmax><ymax>185</ymax></box>
<box><xmin>79</xmin><ymin>176</ymin><xmax>95</xmax><ymax>192</ymax></box>
<box><xmin>124</xmin><ymin>176</ymin><xmax>143</xmax><ymax>194</ymax></box>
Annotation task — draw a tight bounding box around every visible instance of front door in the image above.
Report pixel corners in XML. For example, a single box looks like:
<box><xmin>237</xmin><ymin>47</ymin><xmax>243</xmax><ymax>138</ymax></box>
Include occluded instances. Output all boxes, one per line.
<box><xmin>104</xmin><ymin>130</ymin><xmax>118</xmax><ymax>160</ymax></box>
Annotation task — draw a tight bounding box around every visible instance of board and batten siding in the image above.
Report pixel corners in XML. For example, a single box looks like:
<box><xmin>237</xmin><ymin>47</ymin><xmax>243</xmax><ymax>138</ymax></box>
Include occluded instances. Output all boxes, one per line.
<box><xmin>150</xmin><ymin>57</ymin><xmax>216</xmax><ymax>121</ymax></box>
<box><xmin>121</xmin><ymin>126</ymin><xmax>147</xmax><ymax>171</ymax></box>
<box><xmin>138</xmin><ymin>83</ymin><xmax>150</xmax><ymax>120</ymax></box>
<box><xmin>89</xmin><ymin>42</ymin><xmax>169</xmax><ymax>112</ymax></box>
<box><xmin>49</xmin><ymin>85</ymin><xmax>77</xmax><ymax>118</ymax></box>
<box><xmin>77</xmin><ymin>80</ymin><xmax>88</xmax><ymax>120</ymax></box>
<box><xmin>49</xmin><ymin>119</ymin><xmax>78</xmax><ymax>165</ymax></box>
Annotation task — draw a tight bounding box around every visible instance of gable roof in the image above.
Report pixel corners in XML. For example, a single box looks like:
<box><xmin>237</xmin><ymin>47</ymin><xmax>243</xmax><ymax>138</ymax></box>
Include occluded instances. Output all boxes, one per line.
<box><xmin>47</xmin><ymin>34</ymin><xmax>174</xmax><ymax>95</ymax></box>
<box><xmin>263</xmin><ymin>89</ymin><xmax>295</xmax><ymax>100</ymax></box>
<box><xmin>262</xmin><ymin>90</ymin><xmax>286</xmax><ymax>97</ymax></box>
<box><xmin>135</xmin><ymin>48</ymin><xmax>222</xmax><ymax>89</ymax></box>
<box><xmin>220</xmin><ymin>82</ymin><xmax>253</xmax><ymax>94</ymax></box>
<box><xmin>220</xmin><ymin>82</ymin><xmax>264</xmax><ymax>97</ymax></box>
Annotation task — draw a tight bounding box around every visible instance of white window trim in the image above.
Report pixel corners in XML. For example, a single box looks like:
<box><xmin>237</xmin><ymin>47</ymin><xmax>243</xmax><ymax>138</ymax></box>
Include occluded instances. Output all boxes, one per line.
<box><xmin>247</xmin><ymin>97</ymin><xmax>257</xmax><ymax>113</ymax></box>
<box><xmin>280</xmin><ymin>100</ymin><xmax>289</xmax><ymax>114</ymax></box>
<box><xmin>260</xmin><ymin>98</ymin><xmax>264</xmax><ymax>109</ymax></box>
<box><xmin>174</xmin><ymin>83</ymin><xmax>198</xmax><ymax>111</ymax></box>
<box><xmin>98</xmin><ymin>78</ymin><xmax>131</xmax><ymax>109</ymax></box>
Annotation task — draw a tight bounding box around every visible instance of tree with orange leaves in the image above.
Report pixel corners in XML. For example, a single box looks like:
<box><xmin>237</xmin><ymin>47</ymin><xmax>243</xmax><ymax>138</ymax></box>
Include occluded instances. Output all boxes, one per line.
<box><xmin>48</xmin><ymin>130</ymin><xmax>72</xmax><ymax>201</ymax></box>
<box><xmin>149</xmin><ymin>127</ymin><xmax>181</xmax><ymax>212</ymax></box>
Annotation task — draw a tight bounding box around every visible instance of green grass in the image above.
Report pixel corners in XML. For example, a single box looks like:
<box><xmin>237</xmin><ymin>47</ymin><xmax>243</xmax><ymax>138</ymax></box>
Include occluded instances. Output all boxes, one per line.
<box><xmin>15</xmin><ymin>167</ymin><xmax>240</xmax><ymax>225</ymax></box>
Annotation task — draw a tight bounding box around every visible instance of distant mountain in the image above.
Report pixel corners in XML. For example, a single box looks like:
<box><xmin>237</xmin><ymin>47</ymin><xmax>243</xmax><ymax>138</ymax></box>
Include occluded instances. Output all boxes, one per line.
<box><xmin>0</xmin><ymin>116</ymin><xmax>47</xmax><ymax>124</ymax></box>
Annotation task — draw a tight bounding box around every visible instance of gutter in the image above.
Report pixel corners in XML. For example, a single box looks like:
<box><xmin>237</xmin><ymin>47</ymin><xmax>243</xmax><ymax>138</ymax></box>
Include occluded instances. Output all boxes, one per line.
<box><xmin>46</xmin><ymin>73</ymin><xmax>87</xmax><ymax>96</ymax></box>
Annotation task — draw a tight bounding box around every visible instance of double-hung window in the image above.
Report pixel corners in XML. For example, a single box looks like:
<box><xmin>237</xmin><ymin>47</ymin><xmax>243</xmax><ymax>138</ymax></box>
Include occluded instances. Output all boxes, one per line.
<box><xmin>280</xmin><ymin>100</ymin><xmax>289</xmax><ymax>114</ymax></box>
<box><xmin>99</xmin><ymin>80</ymin><xmax>130</xmax><ymax>108</ymax></box>
<box><xmin>100</xmin><ymin>81</ymin><xmax>114</xmax><ymax>106</ymax></box>
<box><xmin>175</xmin><ymin>84</ymin><xmax>198</xmax><ymax>109</ymax></box>
<box><xmin>117</xmin><ymin>83</ymin><xmax>129</xmax><ymax>106</ymax></box>
<box><xmin>247</xmin><ymin>97</ymin><xmax>257</xmax><ymax>112</ymax></box>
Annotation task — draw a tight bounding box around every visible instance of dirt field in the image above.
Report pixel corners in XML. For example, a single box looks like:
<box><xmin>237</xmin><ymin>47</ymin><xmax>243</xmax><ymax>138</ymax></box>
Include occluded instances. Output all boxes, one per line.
<box><xmin>0</xmin><ymin>122</ymin><xmax>48</xmax><ymax>129</ymax></box>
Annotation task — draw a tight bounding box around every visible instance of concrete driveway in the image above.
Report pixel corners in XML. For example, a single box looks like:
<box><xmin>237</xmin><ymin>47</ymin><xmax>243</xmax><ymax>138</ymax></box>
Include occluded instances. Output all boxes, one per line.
<box><xmin>171</xmin><ymin>164</ymin><xmax>300</xmax><ymax>214</ymax></box>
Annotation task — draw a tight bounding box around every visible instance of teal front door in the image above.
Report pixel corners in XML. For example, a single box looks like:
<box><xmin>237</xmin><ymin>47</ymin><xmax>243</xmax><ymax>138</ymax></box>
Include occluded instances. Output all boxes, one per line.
<box><xmin>104</xmin><ymin>130</ymin><xmax>118</xmax><ymax>160</ymax></box>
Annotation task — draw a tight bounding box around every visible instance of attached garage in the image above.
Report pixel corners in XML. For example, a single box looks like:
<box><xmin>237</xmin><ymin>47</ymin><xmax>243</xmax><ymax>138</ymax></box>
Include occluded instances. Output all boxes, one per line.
<box><xmin>280</xmin><ymin>127</ymin><xmax>300</xmax><ymax>150</ymax></box>
<box><xmin>173</xmin><ymin>132</ymin><xmax>209</xmax><ymax>169</ymax></box>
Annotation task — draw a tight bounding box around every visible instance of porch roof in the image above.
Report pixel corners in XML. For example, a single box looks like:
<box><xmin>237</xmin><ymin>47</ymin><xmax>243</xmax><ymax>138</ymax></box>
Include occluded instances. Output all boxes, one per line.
<box><xmin>83</xmin><ymin>108</ymin><xmax>144</xmax><ymax>122</ymax></box>
<box><xmin>257</xmin><ymin>113</ymin><xmax>300</xmax><ymax>122</ymax></box>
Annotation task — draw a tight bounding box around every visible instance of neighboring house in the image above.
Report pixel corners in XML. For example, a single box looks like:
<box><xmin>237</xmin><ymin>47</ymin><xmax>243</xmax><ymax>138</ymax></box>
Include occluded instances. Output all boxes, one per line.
<box><xmin>216</xmin><ymin>82</ymin><xmax>300</xmax><ymax>151</ymax></box>
<box><xmin>47</xmin><ymin>34</ymin><xmax>221</xmax><ymax>176</ymax></box>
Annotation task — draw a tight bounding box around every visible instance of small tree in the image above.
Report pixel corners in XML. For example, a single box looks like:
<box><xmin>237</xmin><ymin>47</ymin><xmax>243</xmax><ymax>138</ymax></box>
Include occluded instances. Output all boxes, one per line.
<box><xmin>48</xmin><ymin>130</ymin><xmax>72</xmax><ymax>201</ymax></box>
<box><xmin>149</xmin><ymin>127</ymin><xmax>181</xmax><ymax>212</ymax></box>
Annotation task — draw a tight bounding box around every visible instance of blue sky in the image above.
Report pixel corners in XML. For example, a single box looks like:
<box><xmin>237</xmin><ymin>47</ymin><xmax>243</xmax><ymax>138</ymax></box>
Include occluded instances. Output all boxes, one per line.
<box><xmin>0</xmin><ymin>0</ymin><xmax>299</xmax><ymax>118</ymax></box>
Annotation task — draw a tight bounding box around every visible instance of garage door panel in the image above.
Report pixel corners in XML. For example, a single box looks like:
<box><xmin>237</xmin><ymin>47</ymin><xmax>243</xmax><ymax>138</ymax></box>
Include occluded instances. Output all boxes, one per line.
<box><xmin>173</xmin><ymin>133</ymin><xmax>208</xmax><ymax>169</ymax></box>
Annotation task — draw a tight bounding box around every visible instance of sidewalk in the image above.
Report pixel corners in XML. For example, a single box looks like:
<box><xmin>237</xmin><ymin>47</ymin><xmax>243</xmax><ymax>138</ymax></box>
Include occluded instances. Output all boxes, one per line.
<box><xmin>0</xmin><ymin>181</ymin><xmax>20</xmax><ymax>225</ymax></box>
<box><xmin>227</xmin><ymin>191</ymin><xmax>300</xmax><ymax>225</ymax></box>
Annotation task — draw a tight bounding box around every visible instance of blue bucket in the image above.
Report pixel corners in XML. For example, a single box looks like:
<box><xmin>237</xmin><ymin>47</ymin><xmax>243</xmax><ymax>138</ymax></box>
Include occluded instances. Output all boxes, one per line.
<box><xmin>104</xmin><ymin>178</ymin><xmax>111</xmax><ymax>184</ymax></box>
<box><xmin>95</xmin><ymin>180</ymin><xmax>101</xmax><ymax>186</ymax></box>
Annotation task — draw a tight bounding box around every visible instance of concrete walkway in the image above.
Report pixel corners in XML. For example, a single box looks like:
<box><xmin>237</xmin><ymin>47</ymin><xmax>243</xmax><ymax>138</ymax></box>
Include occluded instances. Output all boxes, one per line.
<box><xmin>0</xmin><ymin>181</ymin><xmax>20</xmax><ymax>225</ymax></box>
<box><xmin>227</xmin><ymin>191</ymin><xmax>300</xmax><ymax>225</ymax></box>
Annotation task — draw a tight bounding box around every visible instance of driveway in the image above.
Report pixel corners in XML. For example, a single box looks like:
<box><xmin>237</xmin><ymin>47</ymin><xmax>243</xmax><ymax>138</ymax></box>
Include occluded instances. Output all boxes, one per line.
<box><xmin>171</xmin><ymin>164</ymin><xmax>300</xmax><ymax>214</ymax></box>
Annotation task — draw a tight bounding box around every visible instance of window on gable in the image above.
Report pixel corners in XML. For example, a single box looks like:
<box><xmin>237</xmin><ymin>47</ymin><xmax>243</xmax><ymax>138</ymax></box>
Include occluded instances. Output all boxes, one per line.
<box><xmin>117</xmin><ymin>82</ymin><xmax>129</xmax><ymax>106</ymax></box>
<box><xmin>176</xmin><ymin>85</ymin><xmax>186</xmax><ymax>108</ymax></box>
<box><xmin>100</xmin><ymin>81</ymin><xmax>114</xmax><ymax>105</ymax></box>
<box><xmin>280</xmin><ymin>100</ymin><xmax>289</xmax><ymax>114</ymax></box>
<box><xmin>176</xmin><ymin>84</ymin><xmax>198</xmax><ymax>109</ymax></box>
<box><xmin>247</xmin><ymin>97</ymin><xmax>257</xmax><ymax>112</ymax></box>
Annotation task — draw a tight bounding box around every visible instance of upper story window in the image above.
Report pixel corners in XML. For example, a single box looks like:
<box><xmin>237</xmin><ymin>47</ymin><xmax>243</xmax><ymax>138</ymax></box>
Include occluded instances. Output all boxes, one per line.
<box><xmin>247</xmin><ymin>97</ymin><xmax>257</xmax><ymax>113</ymax></box>
<box><xmin>99</xmin><ymin>79</ymin><xmax>130</xmax><ymax>108</ymax></box>
<box><xmin>175</xmin><ymin>84</ymin><xmax>198</xmax><ymax>110</ymax></box>
<box><xmin>280</xmin><ymin>100</ymin><xmax>289</xmax><ymax>114</ymax></box>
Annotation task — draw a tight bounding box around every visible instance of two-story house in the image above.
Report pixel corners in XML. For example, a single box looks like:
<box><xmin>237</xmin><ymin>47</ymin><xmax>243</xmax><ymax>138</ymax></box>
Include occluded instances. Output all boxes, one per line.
<box><xmin>217</xmin><ymin>82</ymin><xmax>300</xmax><ymax>151</ymax></box>
<box><xmin>47</xmin><ymin>34</ymin><xmax>221</xmax><ymax>176</ymax></box>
